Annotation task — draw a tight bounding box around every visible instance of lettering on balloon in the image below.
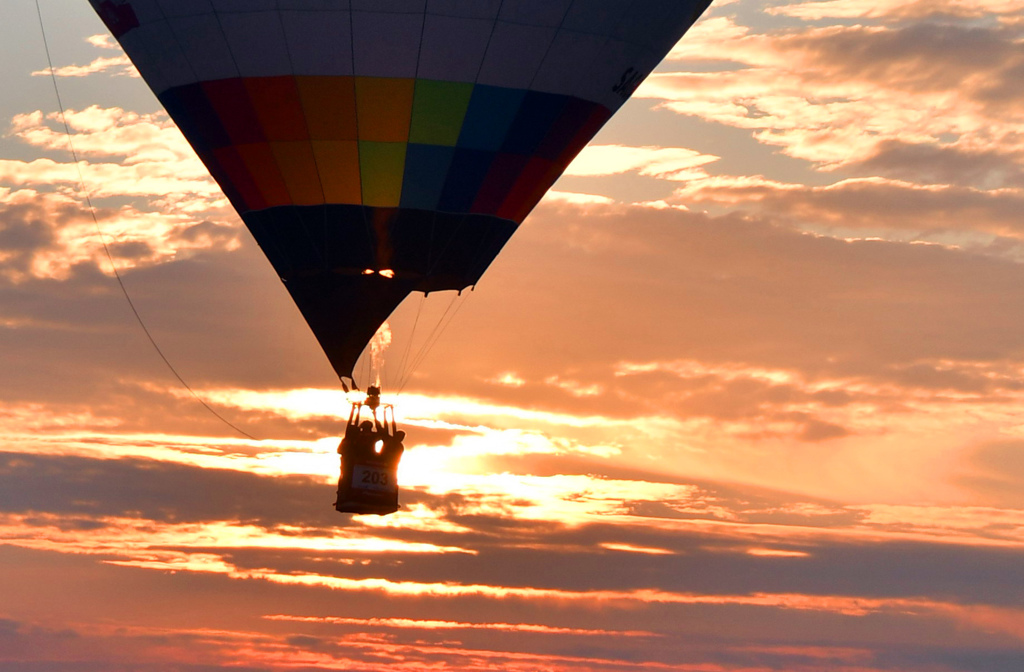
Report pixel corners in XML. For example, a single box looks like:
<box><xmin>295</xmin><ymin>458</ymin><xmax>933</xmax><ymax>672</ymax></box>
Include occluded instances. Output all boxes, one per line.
<box><xmin>612</xmin><ymin>67</ymin><xmax>644</xmax><ymax>100</ymax></box>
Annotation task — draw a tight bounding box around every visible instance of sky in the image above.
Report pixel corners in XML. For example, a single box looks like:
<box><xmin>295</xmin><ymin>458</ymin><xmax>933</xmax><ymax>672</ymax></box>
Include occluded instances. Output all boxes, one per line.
<box><xmin>2</xmin><ymin>0</ymin><xmax>1024</xmax><ymax>670</ymax></box>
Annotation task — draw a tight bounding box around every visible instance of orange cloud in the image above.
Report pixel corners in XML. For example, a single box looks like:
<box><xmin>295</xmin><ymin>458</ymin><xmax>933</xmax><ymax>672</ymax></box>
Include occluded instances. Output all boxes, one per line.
<box><xmin>0</xmin><ymin>106</ymin><xmax>247</xmax><ymax>282</ymax></box>
<box><xmin>0</xmin><ymin>186</ymin><xmax>240</xmax><ymax>281</ymax></box>
<box><xmin>566</xmin><ymin>145</ymin><xmax>720</xmax><ymax>181</ymax></box>
<box><xmin>264</xmin><ymin>614</ymin><xmax>661</xmax><ymax>637</ymax></box>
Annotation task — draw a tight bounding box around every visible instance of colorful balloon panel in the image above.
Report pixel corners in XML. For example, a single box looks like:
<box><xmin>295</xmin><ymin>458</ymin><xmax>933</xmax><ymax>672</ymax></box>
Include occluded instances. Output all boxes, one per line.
<box><xmin>90</xmin><ymin>0</ymin><xmax>714</xmax><ymax>379</ymax></box>
<box><xmin>158</xmin><ymin>75</ymin><xmax>609</xmax><ymax>218</ymax></box>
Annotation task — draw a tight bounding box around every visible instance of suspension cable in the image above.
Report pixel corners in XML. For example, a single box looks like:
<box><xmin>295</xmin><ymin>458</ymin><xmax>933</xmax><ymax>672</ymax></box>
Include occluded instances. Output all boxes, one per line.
<box><xmin>397</xmin><ymin>290</ymin><xmax>470</xmax><ymax>394</ymax></box>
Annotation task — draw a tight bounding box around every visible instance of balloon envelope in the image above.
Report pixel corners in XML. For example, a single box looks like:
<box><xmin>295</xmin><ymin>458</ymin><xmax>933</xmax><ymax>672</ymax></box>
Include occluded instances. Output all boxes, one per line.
<box><xmin>90</xmin><ymin>0</ymin><xmax>713</xmax><ymax>379</ymax></box>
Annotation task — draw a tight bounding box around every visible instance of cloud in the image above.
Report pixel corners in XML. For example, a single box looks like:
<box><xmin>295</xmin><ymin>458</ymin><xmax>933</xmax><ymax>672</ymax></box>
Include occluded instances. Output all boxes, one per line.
<box><xmin>85</xmin><ymin>34</ymin><xmax>119</xmax><ymax>50</ymax></box>
<box><xmin>4</xmin><ymin>107</ymin><xmax>221</xmax><ymax>212</ymax></box>
<box><xmin>844</xmin><ymin>138</ymin><xmax>1024</xmax><ymax>189</ymax></box>
<box><xmin>566</xmin><ymin>145</ymin><xmax>720</xmax><ymax>180</ymax></box>
<box><xmin>32</xmin><ymin>55</ymin><xmax>135</xmax><ymax>79</ymax></box>
<box><xmin>672</xmin><ymin>174</ymin><xmax>1024</xmax><ymax>238</ymax></box>
<box><xmin>267</xmin><ymin>614</ymin><xmax>661</xmax><ymax>637</ymax></box>
<box><xmin>31</xmin><ymin>33</ymin><xmax>136</xmax><ymax>79</ymax></box>
<box><xmin>8</xmin><ymin>191</ymin><xmax>1024</xmax><ymax>504</ymax></box>
<box><xmin>958</xmin><ymin>440</ymin><xmax>1024</xmax><ymax>507</ymax></box>
<box><xmin>10</xmin><ymin>107</ymin><xmax>199</xmax><ymax>165</ymax></box>
<box><xmin>650</xmin><ymin>16</ymin><xmax>1024</xmax><ymax>225</ymax></box>
<box><xmin>478</xmin><ymin>202</ymin><xmax>1024</xmax><ymax>387</ymax></box>
<box><xmin>651</xmin><ymin>22</ymin><xmax>1024</xmax><ymax>164</ymax></box>
<box><xmin>5</xmin><ymin>439</ymin><xmax>1024</xmax><ymax>671</ymax></box>
<box><xmin>0</xmin><ymin>188</ymin><xmax>242</xmax><ymax>283</ymax></box>
<box><xmin>770</xmin><ymin>0</ymin><xmax>1024</xmax><ymax>21</ymax></box>
<box><xmin>0</xmin><ymin>104</ymin><xmax>243</xmax><ymax>287</ymax></box>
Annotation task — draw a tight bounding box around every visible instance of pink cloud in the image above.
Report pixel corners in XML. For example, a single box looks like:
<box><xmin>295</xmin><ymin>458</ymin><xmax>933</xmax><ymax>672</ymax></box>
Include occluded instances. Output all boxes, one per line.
<box><xmin>31</xmin><ymin>55</ymin><xmax>135</xmax><ymax>79</ymax></box>
<box><xmin>647</xmin><ymin>15</ymin><xmax>1024</xmax><ymax>213</ymax></box>
<box><xmin>671</xmin><ymin>174</ymin><xmax>1024</xmax><ymax>237</ymax></box>
<box><xmin>771</xmin><ymin>0</ymin><xmax>1024</xmax><ymax>20</ymax></box>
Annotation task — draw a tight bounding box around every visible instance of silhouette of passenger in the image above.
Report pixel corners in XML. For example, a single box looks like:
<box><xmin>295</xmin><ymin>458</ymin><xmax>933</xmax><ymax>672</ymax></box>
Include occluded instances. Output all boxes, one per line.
<box><xmin>381</xmin><ymin>429</ymin><xmax>405</xmax><ymax>466</ymax></box>
<box><xmin>337</xmin><ymin>420</ymin><xmax>380</xmax><ymax>471</ymax></box>
<box><xmin>356</xmin><ymin>420</ymin><xmax>377</xmax><ymax>456</ymax></box>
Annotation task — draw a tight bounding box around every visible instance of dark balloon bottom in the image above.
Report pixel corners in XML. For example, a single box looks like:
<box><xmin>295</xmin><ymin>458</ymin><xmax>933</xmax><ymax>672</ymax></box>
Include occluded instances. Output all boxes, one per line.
<box><xmin>242</xmin><ymin>204</ymin><xmax>517</xmax><ymax>378</ymax></box>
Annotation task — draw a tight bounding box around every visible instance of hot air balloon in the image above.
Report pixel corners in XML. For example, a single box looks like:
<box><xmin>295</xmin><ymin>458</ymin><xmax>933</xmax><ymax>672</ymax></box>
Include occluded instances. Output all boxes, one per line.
<box><xmin>89</xmin><ymin>0</ymin><xmax>713</xmax><ymax>384</ymax></box>
<box><xmin>88</xmin><ymin>0</ymin><xmax>713</xmax><ymax>515</ymax></box>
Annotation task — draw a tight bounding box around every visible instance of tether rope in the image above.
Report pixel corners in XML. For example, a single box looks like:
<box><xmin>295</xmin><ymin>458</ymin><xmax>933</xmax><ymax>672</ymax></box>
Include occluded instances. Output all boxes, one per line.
<box><xmin>35</xmin><ymin>0</ymin><xmax>257</xmax><ymax>440</ymax></box>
